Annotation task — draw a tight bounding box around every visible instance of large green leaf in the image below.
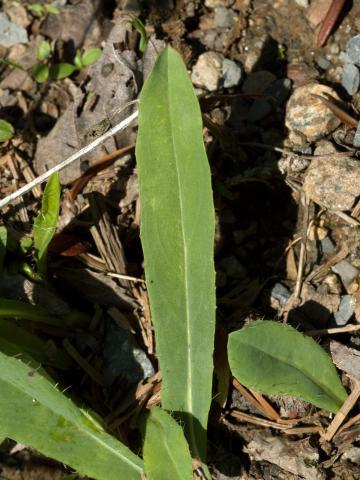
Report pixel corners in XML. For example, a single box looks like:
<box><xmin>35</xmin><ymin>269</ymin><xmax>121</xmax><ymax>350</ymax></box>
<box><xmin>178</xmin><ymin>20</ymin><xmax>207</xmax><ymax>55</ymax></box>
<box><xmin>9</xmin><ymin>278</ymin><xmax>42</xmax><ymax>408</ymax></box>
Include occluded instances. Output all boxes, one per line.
<box><xmin>0</xmin><ymin>351</ymin><xmax>143</xmax><ymax>479</ymax></box>
<box><xmin>33</xmin><ymin>172</ymin><xmax>60</xmax><ymax>276</ymax></box>
<box><xmin>228</xmin><ymin>320</ymin><xmax>347</xmax><ymax>413</ymax></box>
<box><xmin>136</xmin><ymin>47</ymin><xmax>216</xmax><ymax>461</ymax></box>
<box><xmin>142</xmin><ymin>407</ymin><xmax>193</xmax><ymax>480</ymax></box>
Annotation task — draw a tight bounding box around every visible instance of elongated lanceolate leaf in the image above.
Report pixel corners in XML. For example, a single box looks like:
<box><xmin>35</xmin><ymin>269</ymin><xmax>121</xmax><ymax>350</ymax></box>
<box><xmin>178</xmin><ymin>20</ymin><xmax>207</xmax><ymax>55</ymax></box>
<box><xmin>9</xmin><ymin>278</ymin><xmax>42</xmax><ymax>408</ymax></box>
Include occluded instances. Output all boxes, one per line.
<box><xmin>0</xmin><ymin>351</ymin><xmax>143</xmax><ymax>479</ymax></box>
<box><xmin>0</xmin><ymin>318</ymin><xmax>71</xmax><ymax>369</ymax></box>
<box><xmin>228</xmin><ymin>321</ymin><xmax>347</xmax><ymax>413</ymax></box>
<box><xmin>143</xmin><ymin>407</ymin><xmax>193</xmax><ymax>480</ymax></box>
<box><xmin>136</xmin><ymin>47</ymin><xmax>216</xmax><ymax>460</ymax></box>
<box><xmin>0</xmin><ymin>298</ymin><xmax>66</xmax><ymax>327</ymax></box>
<box><xmin>33</xmin><ymin>172</ymin><xmax>60</xmax><ymax>276</ymax></box>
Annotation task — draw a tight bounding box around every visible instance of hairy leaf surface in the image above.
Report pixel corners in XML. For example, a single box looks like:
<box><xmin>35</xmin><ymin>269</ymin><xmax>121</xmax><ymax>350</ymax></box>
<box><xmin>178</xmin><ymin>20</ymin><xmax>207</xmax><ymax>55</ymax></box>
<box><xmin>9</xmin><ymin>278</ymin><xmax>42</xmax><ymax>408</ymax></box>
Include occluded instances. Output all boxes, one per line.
<box><xmin>143</xmin><ymin>407</ymin><xmax>192</xmax><ymax>480</ymax></box>
<box><xmin>228</xmin><ymin>321</ymin><xmax>347</xmax><ymax>412</ymax></box>
<box><xmin>0</xmin><ymin>351</ymin><xmax>143</xmax><ymax>479</ymax></box>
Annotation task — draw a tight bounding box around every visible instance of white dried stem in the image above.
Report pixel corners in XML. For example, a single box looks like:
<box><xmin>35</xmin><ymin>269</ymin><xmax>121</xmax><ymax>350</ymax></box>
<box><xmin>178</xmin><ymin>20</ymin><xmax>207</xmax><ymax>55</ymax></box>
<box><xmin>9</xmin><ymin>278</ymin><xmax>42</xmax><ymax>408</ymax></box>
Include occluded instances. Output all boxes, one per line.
<box><xmin>0</xmin><ymin>110</ymin><xmax>138</xmax><ymax>209</ymax></box>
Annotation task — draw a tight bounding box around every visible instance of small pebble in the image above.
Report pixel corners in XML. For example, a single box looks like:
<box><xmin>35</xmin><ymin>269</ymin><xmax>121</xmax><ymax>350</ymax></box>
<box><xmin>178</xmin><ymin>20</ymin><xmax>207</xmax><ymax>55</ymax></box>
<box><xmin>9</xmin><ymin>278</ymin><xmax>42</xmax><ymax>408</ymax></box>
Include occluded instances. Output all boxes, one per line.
<box><xmin>0</xmin><ymin>13</ymin><xmax>28</xmax><ymax>47</ymax></box>
<box><xmin>332</xmin><ymin>260</ymin><xmax>360</xmax><ymax>287</ymax></box>
<box><xmin>247</xmin><ymin>78</ymin><xmax>291</xmax><ymax>122</ymax></box>
<box><xmin>103</xmin><ymin>320</ymin><xmax>154</xmax><ymax>385</ymax></box>
<box><xmin>320</xmin><ymin>237</ymin><xmax>336</xmax><ymax>256</ymax></box>
<box><xmin>342</xmin><ymin>63</ymin><xmax>360</xmax><ymax>95</ymax></box>
<box><xmin>242</xmin><ymin>70</ymin><xmax>276</xmax><ymax>95</ymax></box>
<box><xmin>192</xmin><ymin>51</ymin><xmax>224</xmax><ymax>91</ymax></box>
<box><xmin>270</xmin><ymin>282</ymin><xmax>291</xmax><ymax>306</ymax></box>
<box><xmin>219</xmin><ymin>256</ymin><xmax>247</xmax><ymax>278</ymax></box>
<box><xmin>353</xmin><ymin>120</ymin><xmax>360</xmax><ymax>147</ymax></box>
<box><xmin>294</xmin><ymin>0</ymin><xmax>309</xmax><ymax>7</ymax></box>
<box><xmin>222</xmin><ymin>58</ymin><xmax>242</xmax><ymax>88</ymax></box>
<box><xmin>214</xmin><ymin>7</ymin><xmax>237</xmax><ymax>29</ymax></box>
<box><xmin>304</xmin><ymin>155</ymin><xmax>360</xmax><ymax>211</ymax></box>
<box><xmin>285</xmin><ymin>83</ymin><xmax>341</xmax><ymax>142</ymax></box>
<box><xmin>287</xmin><ymin>63</ymin><xmax>318</xmax><ymax>85</ymax></box>
<box><xmin>346</xmin><ymin>34</ymin><xmax>360</xmax><ymax>67</ymax></box>
<box><xmin>316</xmin><ymin>56</ymin><xmax>330</xmax><ymax>70</ymax></box>
<box><xmin>205</xmin><ymin>0</ymin><xmax>233</xmax><ymax>8</ymax></box>
<box><xmin>333</xmin><ymin>295</ymin><xmax>355</xmax><ymax>326</ymax></box>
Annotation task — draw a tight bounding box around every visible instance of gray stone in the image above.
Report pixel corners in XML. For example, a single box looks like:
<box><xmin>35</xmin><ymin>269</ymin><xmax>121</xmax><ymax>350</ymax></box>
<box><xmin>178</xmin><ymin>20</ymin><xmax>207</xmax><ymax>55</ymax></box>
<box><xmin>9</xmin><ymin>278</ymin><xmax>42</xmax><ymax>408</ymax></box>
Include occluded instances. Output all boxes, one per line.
<box><xmin>222</xmin><ymin>58</ymin><xmax>242</xmax><ymax>88</ymax></box>
<box><xmin>342</xmin><ymin>63</ymin><xmax>360</xmax><ymax>95</ymax></box>
<box><xmin>214</xmin><ymin>7</ymin><xmax>236</xmax><ymax>29</ymax></box>
<box><xmin>353</xmin><ymin>120</ymin><xmax>360</xmax><ymax>147</ymax></box>
<box><xmin>316</xmin><ymin>56</ymin><xmax>330</xmax><ymax>70</ymax></box>
<box><xmin>346</xmin><ymin>35</ymin><xmax>360</xmax><ymax>67</ymax></box>
<box><xmin>242</xmin><ymin>70</ymin><xmax>276</xmax><ymax>95</ymax></box>
<box><xmin>332</xmin><ymin>260</ymin><xmax>359</xmax><ymax>287</ymax></box>
<box><xmin>247</xmin><ymin>99</ymin><xmax>272</xmax><ymax>123</ymax></box>
<box><xmin>103</xmin><ymin>320</ymin><xmax>154</xmax><ymax>385</ymax></box>
<box><xmin>219</xmin><ymin>256</ymin><xmax>246</xmax><ymax>278</ymax></box>
<box><xmin>192</xmin><ymin>51</ymin><xmax>224</xmax><ymax>91</ymax></box>
<box><xmin>303</xmin><ymin>155</ymin><xmax>360</xmax><ymax>211</ymax></box>
<box><xmin>320</xmin><ymin>237</ymin><xmax>336</xmax><ymax>256</ymax></box>
<box><xmin>0</xmin><ymin>13</ymin><xmax>27</xmax><ymax>47</ymax></box>
<box><xmin>333</xmin><ymin>295</ymin><xmax>355</xmax><ymax>326</ymax></box>
<box><xmin>270</xmin><ymin>283</ymin><xmax>291</xmax><ymax>306</ymax></box>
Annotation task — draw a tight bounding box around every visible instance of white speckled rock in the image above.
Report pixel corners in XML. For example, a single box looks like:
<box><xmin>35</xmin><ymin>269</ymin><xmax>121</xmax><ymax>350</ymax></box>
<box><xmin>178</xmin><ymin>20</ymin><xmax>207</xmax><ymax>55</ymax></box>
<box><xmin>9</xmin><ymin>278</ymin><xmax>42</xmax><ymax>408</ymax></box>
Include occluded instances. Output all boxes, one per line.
<box><xmin>303</xmin><ymin>155</ymin><xmax>360</xmax><ymax>211</ymax></box>
<box><xmin>285</xmin><ymin>83</ymin><xmax>341</xmax><ymax>142</ymax></box>
<box><xmin>191</xmin><ymin>51</ymin><xmax>224</xmax><ymax>91</ymax></box>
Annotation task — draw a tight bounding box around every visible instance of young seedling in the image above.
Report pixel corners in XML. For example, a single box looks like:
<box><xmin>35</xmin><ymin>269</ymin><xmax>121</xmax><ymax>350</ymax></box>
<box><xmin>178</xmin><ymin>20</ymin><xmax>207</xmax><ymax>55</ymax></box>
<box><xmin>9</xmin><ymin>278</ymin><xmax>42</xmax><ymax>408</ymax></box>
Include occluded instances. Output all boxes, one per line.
<box><xmin>28</xmin><ymin>41</ymin><xmax>102</xmax><ymax>83</ymax></box>
<box><xmin>0</xmin><ymin>119</ymin><xmax>14</xmax><ymax>142</ymax></box>
<box><xmin>27</xmin><ymin>3</ymin><xmax>60</xmax><ymax>17</ymax></box>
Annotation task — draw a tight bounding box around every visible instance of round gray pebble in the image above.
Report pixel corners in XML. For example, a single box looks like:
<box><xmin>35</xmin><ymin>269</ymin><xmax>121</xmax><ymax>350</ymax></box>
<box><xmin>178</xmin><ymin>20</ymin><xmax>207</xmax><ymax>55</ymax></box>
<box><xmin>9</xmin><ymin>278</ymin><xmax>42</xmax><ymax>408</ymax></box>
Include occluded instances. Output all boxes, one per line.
<box><xmin>342</xmin><ymin>63</ymin><xmax>360</xmax><ymax>95</ymax></box>
<box><xmin>345</xmin><ymin>34</ymin><xmax>360</xmax><ymax>67</ymax></box>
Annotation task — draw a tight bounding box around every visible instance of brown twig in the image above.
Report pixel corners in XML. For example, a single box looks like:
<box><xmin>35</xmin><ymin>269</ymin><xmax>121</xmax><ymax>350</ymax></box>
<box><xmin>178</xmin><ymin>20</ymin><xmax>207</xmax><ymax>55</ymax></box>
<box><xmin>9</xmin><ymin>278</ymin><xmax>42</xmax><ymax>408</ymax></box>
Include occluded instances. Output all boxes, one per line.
<box><xmin>69</xmin><ymin>143</ymin><xmax>135</xmax><ymax>200</ymax></box>
<box><xmin>310</xmin><ymin>94</ymin><xmax>358</xmax><ymax>128</ymax></box>
<box><xmin>316</xmin><ymin>0</ymin><xmax>346</xmax><ymax>48</ymax></box>
<box><xmin>0</xmin><ymin>110</ymin><xmax>138</xmax><ymax>209</ymax></box>
<box><xmin>306</xmin><ymin>324</ymin><xmax>360</xmax><ymax>337</ymax></box>
<box><xmin>230</xmin><ymin>410</ymin><xmax>297</xmax><ymax>430</ymax></box>
<box><xmin>322</xmin><ymin>379</ymin><xmax>360</xmax><ymax>442</ymax></box>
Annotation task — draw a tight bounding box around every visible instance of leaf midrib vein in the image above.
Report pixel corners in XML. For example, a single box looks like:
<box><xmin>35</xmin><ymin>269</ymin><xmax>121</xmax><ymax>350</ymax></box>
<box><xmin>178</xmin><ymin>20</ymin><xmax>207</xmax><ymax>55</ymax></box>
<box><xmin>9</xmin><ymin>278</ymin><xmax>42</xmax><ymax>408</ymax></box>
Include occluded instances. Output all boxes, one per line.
<box><xmin>166</xmin><ymin>56</ymin><xmax>195</xmax><ymax>450</ymax></box>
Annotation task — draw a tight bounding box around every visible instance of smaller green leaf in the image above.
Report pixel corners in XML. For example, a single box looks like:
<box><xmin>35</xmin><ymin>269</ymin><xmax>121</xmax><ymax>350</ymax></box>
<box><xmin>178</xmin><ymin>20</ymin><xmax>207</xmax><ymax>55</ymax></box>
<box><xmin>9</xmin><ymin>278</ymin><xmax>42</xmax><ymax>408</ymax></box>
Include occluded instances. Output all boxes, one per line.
<box><xmin>142</xmin><ymin>407</ymin><xmax>193</xmax><ymax>480</ymax></box>
<box><xmin>80</xmin><ymin>48</ymin><xmax>102</xmax><ymax>67</ymax></box>
<box><xmin>0</xmin><ymin>120</ymin><xmax>14</xmax><ymax>142</ymax></box>
<box><xmin>0</xmin><ymin>298</ymin><xmax>65</xmax><ymax>328</ymax></box>
<box><xmin>33</xmin><ymin>172</ymin><xmax>60</xmax><ymax>276</ymax></box>
<box><xmin>19</xmin><ymin>236</ymin><xmax>33</xmax><ymax>254</ymax></box>
<box><xmin>27</xmin><ymin>4</ymin><xmax>45</xmax><ymax>16</ymax></box>
<box><xmin>50</xmin><ymin>63</ymin><xmax>76</xmax><ymax>80</ymax></box>
<box><xmin>44</xmin><ymin>4</ymin><xmax>60</xmax><ymax>14</ymax></box>
<box><xmin>228</xmin><ymin>320</ymin><xmax>348</xmax><ymax>413</ymax></box>
<box><xmin>37</xmin><ymin>41</ymin><xmax>51</xmax><ymax>61</ymax></box>
<box><xmin>132</xmin><ymin>17</ymin><xmax>148</xmax><ymax>54</ymax></box>
<box><xmin>74</xmin><ymin>49</ymin><xmax>83</xmax><ymax>70</ymax></box>
<box><xmin>31</xmin><ymin>63</ymin><xmax>49</xmax><ymax>83</ymax></box>
<box><xmin>0</xmin><ymin>227</ymin><xmax>7</xmax><ymax>271</ymax></box>
<box><xmin>0</xmin><ymin>319</ymin><xmax>71</xmax><ymax>370</ymax></box>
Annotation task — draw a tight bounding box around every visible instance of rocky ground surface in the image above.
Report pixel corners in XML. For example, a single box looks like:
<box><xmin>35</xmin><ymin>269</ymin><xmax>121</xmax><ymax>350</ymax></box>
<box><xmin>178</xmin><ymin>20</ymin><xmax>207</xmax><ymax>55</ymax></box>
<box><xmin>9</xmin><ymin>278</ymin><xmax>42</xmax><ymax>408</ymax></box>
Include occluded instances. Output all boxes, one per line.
<box><xmin>2</xmin><ymin>0</ymin><xmax>360</xmax><ymax>478</ymax></box>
